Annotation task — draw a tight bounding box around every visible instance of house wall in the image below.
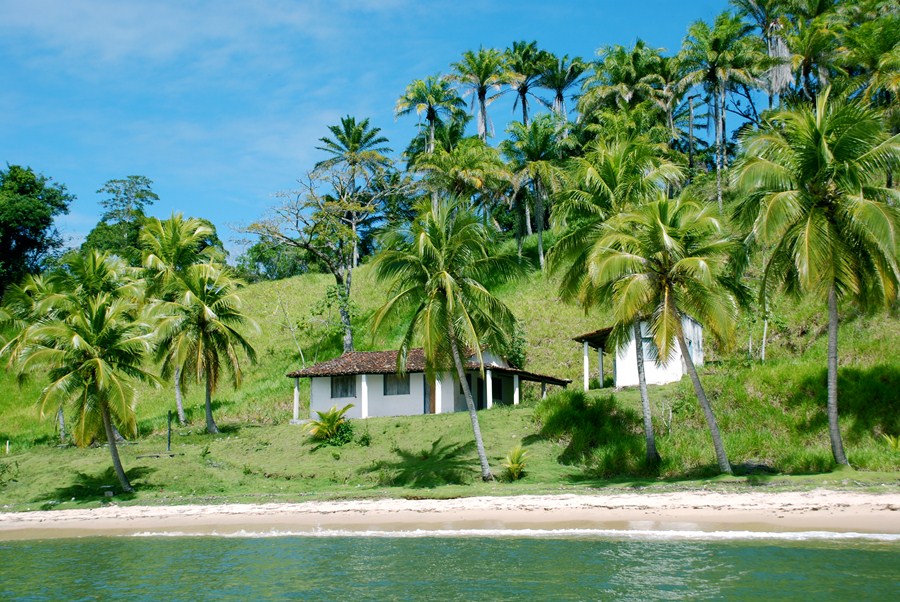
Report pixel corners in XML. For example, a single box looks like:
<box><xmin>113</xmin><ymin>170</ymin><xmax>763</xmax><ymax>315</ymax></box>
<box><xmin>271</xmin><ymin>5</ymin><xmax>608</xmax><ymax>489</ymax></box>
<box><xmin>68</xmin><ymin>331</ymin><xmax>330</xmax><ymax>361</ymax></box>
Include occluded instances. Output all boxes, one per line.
<box><xmin>311</xmin><ymin>373</ymin><xmax>428</xmax><ymax>419</ymax></box>
<box><xmin>613</xmin><ymin>317</ymin><xmax>704</xmax><ymax>388</ymax></box>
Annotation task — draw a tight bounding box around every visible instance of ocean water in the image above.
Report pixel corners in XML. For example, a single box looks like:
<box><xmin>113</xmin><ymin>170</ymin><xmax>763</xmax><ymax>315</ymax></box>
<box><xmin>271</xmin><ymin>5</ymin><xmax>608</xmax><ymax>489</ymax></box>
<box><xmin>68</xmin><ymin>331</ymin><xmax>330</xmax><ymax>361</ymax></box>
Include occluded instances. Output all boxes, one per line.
<box><xmin>0</xmin><ymin>531</ymin><xmax>897</xmax><ymax>601</ymax></box>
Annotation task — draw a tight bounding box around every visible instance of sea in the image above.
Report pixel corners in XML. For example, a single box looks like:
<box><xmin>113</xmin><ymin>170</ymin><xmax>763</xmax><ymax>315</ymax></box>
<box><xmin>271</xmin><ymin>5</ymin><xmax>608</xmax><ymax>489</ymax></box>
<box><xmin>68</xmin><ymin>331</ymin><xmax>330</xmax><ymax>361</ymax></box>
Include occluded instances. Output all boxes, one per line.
<box><xmin>1</xmin><ymin>529</ymin><xmax>897</xmax><ymax>600</ymax></box>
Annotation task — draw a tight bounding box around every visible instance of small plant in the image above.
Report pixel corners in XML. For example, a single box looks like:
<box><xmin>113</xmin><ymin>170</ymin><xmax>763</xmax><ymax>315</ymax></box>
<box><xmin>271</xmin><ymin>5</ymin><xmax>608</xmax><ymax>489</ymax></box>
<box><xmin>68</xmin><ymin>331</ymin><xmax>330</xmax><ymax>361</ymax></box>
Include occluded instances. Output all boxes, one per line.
<box><xmin>882</xmin><ymin>434</ymin><xmax>900</xmax><ymax>451</ymax></box>
<box><xmin>502</xmin><ymin>445</ymin><xmax>528</xmax><ymax>481</ymax></box>
<box><xmin>306</xmin><ymin>403</ymin><xmax>355</xmax><ymax>446</ymax></box>
<box><xmin>357</xmin><ymin>425</ymin><xmax>372</xmax><ymax>447</ymax></box>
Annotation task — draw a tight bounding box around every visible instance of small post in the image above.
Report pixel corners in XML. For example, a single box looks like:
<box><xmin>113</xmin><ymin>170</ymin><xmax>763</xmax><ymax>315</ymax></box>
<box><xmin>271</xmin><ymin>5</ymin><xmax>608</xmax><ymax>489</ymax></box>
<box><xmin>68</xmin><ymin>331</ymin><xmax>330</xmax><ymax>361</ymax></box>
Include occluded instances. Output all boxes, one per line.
<box><xmin>598</xmin><ymin>347</ymin><xmax>604</xmax><ymax>389</ymax></box>
<box><xmin>485</xmin><ymin>369</ymin><xmax>493</xmax><ymax>409</ymax></box>
<box><xmin>5</xmin><ymin>440</ymin><xmax>8</xmax><ymax>455</ymax></box>
<box><xmin>167</xmin><ymin>410</ymin><xmax>172</xmax><ymax>453</ymax></box>
<box><xmin>291</xmin><ymin>377</ymin><xmax>301</xmax><ymax>424</ymax></box>
<box><xmin>583</xmin><ymin>341</ymin><xmax>590</xmax><ymax>391</ymax></box>
<box><xmin>513</xmin><ymin>374</ymin><xmax>520</xmax><ymax>405</ymax></box>
<box><xmin>360</xmin><ymin>374</ymin><xmax>369</xmax><ymax>418</ymax></box>
<box><xmin>434</xmin><ymin>376</ymin><xmax>443</xmax><ymax>414</ymax></box>
<box><xmin>541</xmin><ymin>382</ymin><xmax>547</xmax><ymax>399</ymax></box>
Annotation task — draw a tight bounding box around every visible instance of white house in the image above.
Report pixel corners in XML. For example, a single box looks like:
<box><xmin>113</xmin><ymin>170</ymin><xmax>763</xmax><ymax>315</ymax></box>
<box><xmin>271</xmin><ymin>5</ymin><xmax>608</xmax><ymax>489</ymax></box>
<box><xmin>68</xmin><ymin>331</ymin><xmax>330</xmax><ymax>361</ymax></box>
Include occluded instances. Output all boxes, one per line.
<box><xmin>286</xmin><ymin>348</ymin><xmax>570</xmax><ymax>421</ymax></box>
<box><xmin>573</xmin><ymin>316</ymin><xmax>704</xmax><ymax>390</ymax></box>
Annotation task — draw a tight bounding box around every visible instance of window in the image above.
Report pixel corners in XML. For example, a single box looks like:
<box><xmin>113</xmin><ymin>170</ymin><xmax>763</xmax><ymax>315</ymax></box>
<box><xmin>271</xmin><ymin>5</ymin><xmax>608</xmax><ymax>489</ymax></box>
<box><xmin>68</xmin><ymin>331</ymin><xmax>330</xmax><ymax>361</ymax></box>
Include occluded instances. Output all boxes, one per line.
<box><xmin>331</xmin><ymin>375</ymin><xmax>356</xmax><ymax>398</ymax></box>
<box><xmin>383</xmin><ymin>373</ymin><xmax>410</xmax><ymax>396</ymax></box>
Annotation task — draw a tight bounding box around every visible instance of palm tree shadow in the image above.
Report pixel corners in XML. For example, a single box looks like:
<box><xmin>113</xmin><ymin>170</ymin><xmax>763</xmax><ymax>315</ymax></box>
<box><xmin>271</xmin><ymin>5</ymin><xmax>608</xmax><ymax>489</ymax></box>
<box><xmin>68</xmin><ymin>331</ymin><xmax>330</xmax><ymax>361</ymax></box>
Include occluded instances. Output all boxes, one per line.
<box><xmin>785</xmin><ymin>364</ymin><xmax>900</xmax><ymax>440</ymax></box>
<box><xmin>35</xmin><ymin>467</ymin><xmax>154</xmax><ymax>506</ymax></box>
<box><xmin>361</xmin><ymin>438</ymin><xmax>477</xmax><ymax>487</ymax></box>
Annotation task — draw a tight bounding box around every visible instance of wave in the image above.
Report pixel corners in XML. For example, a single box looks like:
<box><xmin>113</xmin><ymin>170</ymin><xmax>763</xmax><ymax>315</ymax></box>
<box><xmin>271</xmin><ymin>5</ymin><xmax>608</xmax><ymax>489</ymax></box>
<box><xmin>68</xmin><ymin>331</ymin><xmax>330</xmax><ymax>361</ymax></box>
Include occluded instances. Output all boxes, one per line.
<box><xmin>130</xmin><ymin>527</ymin><xmax>900</xmax><ymax>542</ymax></box>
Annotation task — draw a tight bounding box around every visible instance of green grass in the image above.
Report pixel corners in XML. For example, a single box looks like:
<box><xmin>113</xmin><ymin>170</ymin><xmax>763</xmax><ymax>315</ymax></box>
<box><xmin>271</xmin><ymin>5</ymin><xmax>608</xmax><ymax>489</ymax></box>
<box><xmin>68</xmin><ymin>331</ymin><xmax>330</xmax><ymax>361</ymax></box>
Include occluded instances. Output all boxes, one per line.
<box><xmin>1</xmin><ymin>248</ymin><xmax>899</xmax><ymax>508</ymax></box>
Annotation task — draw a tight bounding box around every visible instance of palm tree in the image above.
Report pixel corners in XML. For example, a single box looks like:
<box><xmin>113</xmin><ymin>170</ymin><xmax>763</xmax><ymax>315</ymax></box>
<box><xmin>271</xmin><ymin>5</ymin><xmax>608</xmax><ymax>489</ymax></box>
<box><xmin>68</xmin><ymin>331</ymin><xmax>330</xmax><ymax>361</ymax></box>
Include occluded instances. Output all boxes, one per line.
<box><xmin>579</xmin><ymin>40</ymin><xmax>665</xmax><ymax>115</ymax></box>
<box><xmin>501</xmin><ymin>115</ymin><xmax>562</xmax><ymax>270</ymax></box>
<box><xmin>733</xmin><ymin>89</ymin><xmax>900</xmax><ymax>466</ymax></box>
<box><xmin>537</xmin><ymin>54</ymin><xmax>586</xmax><ymax>120</ymax></box>
<box><xmin>551</xmin><ymin>136</ymin><xmax>681</xmax><ymax>468</ymax></box>
<box><xmin>681</xmin><ymin>12</ymin><xmax>760</xmax><ymax>209</ymax></box>
<box><xmin>396</xmin><ymin>76</ymin><xmax>467</xmax><ymax>156</ymax></box>
<box><xmin>371</xmin><ymin>201</ymin><xmax>524</xmax><ymax>481</ymax></box>
<box><xmin>315</xmin><ymin>115</ymin><xmax>391</xmax><ymax>171</ymax></box>
<box><xmin>8</xmin><ymin>269</ymin><xmax>156</xmax><ymax>492</ymax></box>
<box><xmin>560</xmin><ymin>196</ymin><xmax>740</xmax><ymax>474</ymax></box>
<box><xmin>155</xmin><ymin>263</ymin><xmax>258</xmax><ymax>434</ymax></box>
<box><xmin>142</xmin><ymin>213</ymin><xmax>222</xmax><ymax>424</ymax></box>
<box><xmin>505</xmin><ymin>41</ymin><xmax>552</xmax><ymax>126</ymax></box>
<box><xmin>451</xmin><ymin>48</ymin><xmax>507</xmax><ymax>141</ymax></box>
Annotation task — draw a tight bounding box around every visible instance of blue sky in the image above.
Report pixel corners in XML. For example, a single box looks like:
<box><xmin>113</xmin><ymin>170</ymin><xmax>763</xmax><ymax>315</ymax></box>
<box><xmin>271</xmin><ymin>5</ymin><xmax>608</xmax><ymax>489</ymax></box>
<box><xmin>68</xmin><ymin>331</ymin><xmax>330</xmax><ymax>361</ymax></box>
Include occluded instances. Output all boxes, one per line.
<box><xmin>1</xmin><ymin>0</ymin><xmax>727</xmax><ymax>258</ymax></box>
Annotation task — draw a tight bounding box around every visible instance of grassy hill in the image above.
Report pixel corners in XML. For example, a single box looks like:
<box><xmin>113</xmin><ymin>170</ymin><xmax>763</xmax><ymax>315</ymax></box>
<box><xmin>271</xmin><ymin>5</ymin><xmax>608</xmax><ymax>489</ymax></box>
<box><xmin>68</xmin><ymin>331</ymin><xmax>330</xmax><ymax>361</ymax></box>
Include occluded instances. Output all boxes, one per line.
<box><xmin>1</xmin><ymin>240</ymin><xmax>899</xmax><ymax>508</ymax></box>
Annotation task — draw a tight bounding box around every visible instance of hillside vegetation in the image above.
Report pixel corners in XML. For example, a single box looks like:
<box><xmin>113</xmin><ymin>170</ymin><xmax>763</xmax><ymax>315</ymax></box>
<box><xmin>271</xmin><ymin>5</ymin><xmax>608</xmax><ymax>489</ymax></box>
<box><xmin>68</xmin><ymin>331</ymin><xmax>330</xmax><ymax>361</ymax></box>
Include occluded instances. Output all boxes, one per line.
<box><xmin>1</xmin><ymin>246</ymin><xmax>898</xmax><ymax>508</ymax></box>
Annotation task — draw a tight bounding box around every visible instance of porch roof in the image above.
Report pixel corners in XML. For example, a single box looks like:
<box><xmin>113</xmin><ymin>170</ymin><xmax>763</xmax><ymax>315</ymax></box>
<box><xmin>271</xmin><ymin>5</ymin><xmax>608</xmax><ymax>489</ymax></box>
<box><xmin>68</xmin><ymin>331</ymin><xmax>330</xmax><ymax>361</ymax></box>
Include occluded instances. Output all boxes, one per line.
<box><xmin>572</xmin><ymin>326</ymin><xmax>614</xmax><ymax>350</ymax></box>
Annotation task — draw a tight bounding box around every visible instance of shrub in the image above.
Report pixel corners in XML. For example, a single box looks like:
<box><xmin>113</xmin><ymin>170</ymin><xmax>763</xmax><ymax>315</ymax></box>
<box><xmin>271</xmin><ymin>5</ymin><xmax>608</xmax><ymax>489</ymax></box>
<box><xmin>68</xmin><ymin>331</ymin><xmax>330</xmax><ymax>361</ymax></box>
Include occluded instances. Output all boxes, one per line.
<box><xmin>306</xmin><ymin>404</ymin><xmax>355</xmax><ymax>446</ymax></box>
<box><xmin>882</xmin><ymin>434</ymin><xmax>900</xmax><ymax>452</ymax></box>
<box><xmin>502</xmin><ymin>445</ymin><xmax>528</xmax><ymax>481</ymax></box>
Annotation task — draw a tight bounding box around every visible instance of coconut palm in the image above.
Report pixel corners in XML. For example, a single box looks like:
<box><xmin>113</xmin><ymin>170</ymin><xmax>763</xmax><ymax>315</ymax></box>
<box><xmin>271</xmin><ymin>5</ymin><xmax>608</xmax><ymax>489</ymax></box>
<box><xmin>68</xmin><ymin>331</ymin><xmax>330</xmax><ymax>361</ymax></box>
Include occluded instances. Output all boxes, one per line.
<box><xmin>681</xmin><ymin>12</ymin><xmax>760</xmax><ymax>209</ymax></box>
<box><xmin>501</xmin><ymin>115</ymin><xmax>562</xmax><ymax>270</ymax></box>
<box><xmin>579</xmin><ymin>40</ymin><xmax>665</xmax><ymax>115</ymax></box>
<box><xmin>560</xmin><ymin>196</ymin><xmax>740</xmax><ymax>474</ymax></box>
<box><xmin>505</xmin><ymin>41</ymin><xmax>553</xmax><ymax>126</ymax></box>
<box><xmin>396</xmin><ymin>76</ymin><xmax>467</xmax><ymax>156</ymax></box>
<box><xmin>155</xmin><ymin>263</ymin><xmax>258</xmax><ymax>434</ymax></box>
<box><xmin>733</xmin><ymin>89</ymin><xmax>900</xmax><ymax>466</ymax></box>
<box><xmin>537</xmin><ymin>54</ymin><xmax>586</xmax><ymax>119</ymax></box>
<box><xmin>142</xmin><ymin>213</ymin><xmax>222</xmax><ymax>424</ymax></box>
<box><xmin>315</xmin><ymin>115</ymin><xmax>391</xmax><ymax>172</ymax></box>
<box><xmin>8</xmin><ymin>273</ymin><xmax>156</xmax><ymax>492</ymax></box>
<box><xmin>551</xmin><ymin>136</ymin><xmax>681</xmax><ymax>468</ymax></box>
<box><xmin>451</xmin><ymin>48</ymin><xmax>507</xmax><ymax>141</ymax></box>
<box><xmin>371</xmin><ymin>201</ymin><xmax>524</xmax><ymax>481</ymax></box>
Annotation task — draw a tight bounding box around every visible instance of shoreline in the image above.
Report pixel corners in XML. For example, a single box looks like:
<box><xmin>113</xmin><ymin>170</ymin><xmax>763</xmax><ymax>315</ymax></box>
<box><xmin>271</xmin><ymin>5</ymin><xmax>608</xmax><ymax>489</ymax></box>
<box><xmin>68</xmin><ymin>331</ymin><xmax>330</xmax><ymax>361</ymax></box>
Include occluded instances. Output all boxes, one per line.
<box><xmin>1</xmin><ymin>489</ymin><xmax>899</xmax><ymax>540</ymax></box>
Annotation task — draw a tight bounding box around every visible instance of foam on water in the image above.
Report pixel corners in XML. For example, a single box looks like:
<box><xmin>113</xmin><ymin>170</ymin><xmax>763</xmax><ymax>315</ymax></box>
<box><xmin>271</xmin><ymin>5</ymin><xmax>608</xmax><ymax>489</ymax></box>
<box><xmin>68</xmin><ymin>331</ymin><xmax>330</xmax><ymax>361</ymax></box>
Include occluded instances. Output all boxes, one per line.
<box><xmin>130</xmin><ymin>527</ymin><xmax>900</xmax><ymax>542</ymax></box>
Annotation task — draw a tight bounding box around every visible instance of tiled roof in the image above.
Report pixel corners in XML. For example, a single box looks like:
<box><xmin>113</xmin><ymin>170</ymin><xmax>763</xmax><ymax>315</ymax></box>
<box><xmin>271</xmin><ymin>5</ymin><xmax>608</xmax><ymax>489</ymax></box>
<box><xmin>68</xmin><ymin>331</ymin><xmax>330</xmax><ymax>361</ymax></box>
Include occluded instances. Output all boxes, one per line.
<box><xmin>286</xmin><ymin>348</ymin><xmax>571</xmax><ymax>387</ymax></box>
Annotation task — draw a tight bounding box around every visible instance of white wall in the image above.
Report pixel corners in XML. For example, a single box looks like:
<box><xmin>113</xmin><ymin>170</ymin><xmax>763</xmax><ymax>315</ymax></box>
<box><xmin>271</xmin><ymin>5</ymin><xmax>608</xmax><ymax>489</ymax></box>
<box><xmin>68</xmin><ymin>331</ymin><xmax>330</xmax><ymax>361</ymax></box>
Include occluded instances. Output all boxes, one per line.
<box><xmin>311</xmin><ymin>375</ymin><xmax>362</xmax><ymax>418</ymax></box>
<box><xmin>367</xmin><ymin>373</ymin><xmax>426</xmax><ymax>417</ymax></box>
<box><xmin>613</xmin><ymin>317</ymin><xmax>704</xmax><ymax>388</ymax></box>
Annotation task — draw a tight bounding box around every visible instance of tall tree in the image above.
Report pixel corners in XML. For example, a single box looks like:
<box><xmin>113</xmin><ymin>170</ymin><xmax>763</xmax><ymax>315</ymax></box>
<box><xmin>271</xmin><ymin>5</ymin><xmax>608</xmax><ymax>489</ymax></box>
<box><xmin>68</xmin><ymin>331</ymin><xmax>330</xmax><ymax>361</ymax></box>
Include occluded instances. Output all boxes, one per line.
<box><xmin>559</xmin><ymin>196</ymin><xmax>741</xmax><ymax>474</ymax></box>
<box><xmin>551</xmin><ymin>135</ymin><xmax>681</xmax><ymax>468</ymax></box>
<box><xmin>681</xmin><ymin>12</ymin><xmax>760</xmax><ymax>209</ymax></box>
<box><xmin>580</xmin><ymin>40</ymin><xmax>665</xmax><ymax>114</ymax></box>
<box><xmin>84</xmin><ymin>176</ymin><xmax>159</xmax><ymax>266</ymax></box>
<box><xmin>372</xmin><ymin>201</ymin><xmax>524</xmax><ymax>481</ymax></box>
<box><xmin>396</xmin><ymin>76</ymin><xmax>467</xmax><ymax>157</ymax></box>
<box><xmin>502</xmin><ymin>115</ymin><xmax>563</xmax><ymax>270</ymax></box>
<box><xmin>154</xmin><ymin>263</ymin><xmax>258</xmax><ymax>434</ymax></box>
<box><xmin>0</xmin><ymin>165</ymin><xmax>73</xmax><ymax>295</ymax></box>
<box><xmin>505</xmin><ymin>41</ymin><xmax>553</xmax><ymax>126</ymax></box>
<box><xmin>141</xmin><ymin>214</ymin><xmax>223</xmax><ymax>424</ymax></box>
<box><xmin>4</xmin><ymin>251</ymin><xmax>156</xmax><ymax>493</ymax></box>
<box><xmin>537</xmin><ymin>54</ymin><xmax>586</xmax><ymax>120</ymax></box>
<box><xmin>733</xmin><ymin>89</ymin><xmax>900</xmax><ymax>466</ymax></box>
<box><xmin>451</xmin><ymin>48</ymin><xmax>507</xmax><ymax>141</ymax></box>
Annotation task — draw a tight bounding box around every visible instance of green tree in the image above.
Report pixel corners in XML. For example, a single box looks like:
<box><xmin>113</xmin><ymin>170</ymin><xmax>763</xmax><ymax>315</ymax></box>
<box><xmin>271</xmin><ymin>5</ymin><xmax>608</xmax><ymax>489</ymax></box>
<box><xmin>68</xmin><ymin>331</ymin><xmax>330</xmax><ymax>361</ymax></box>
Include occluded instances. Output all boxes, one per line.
<box><xmin>154</xmin><ymin>263</ymin><xmax>258</xmax><ymax>434</ymax></box>
<box><xmin>505</xmin><ymin>41</ymin><xmax>553</xmax><ymax>126</ymax></box>
<box><xmin>501</xmin><ymin>115</ymin><xmax>562</xmax><ymax>269</ymax></box>
<box><xmin>558</xmin><ymin>197</ymin><xmax>740</xmax><ymax>474</ymax></box>
<box><xmin>537</xmin><ymin>54</ymin><xmax>586</xmax><ymax>120</ymax></box>
<box><xmin>84</xmin><ymin>176</ymin><xmax>160</xmax><ymax>266</ymax></box>
<box><xmin>0</xmin><ymin>165</ymin><xmax>73</xmax><ymax>295</ymax></box>
<box><xmin>551</xmin><ymin>135</ymin><xmax>681</xmax><ymax>468</ymax></box>
<box><xmin>141</xmin><ymin>213</ymin><xmax>225</xmax><ymax>424</ymax></box>
<box><xmin>371</xmin><ymin>201</ymin><xmax>524</xmax><ymax>481</ymax></box>
<box><xmin>451</xmin><ymin>48</ymin><xmax>507</xmax><ymax>141</ymax></box>
<box><xmin>681</xmin><ymin>12</ymin><xmax>760</xmax><ymax>209</ymax></box>
<box><xmin>5</xmin><ymin>251</ymin><xmax>156</xmax><ymax>492</ymax></box>
<box><xmin>733</xmin><ymin>89</ymin><xmax>900</xmax><ymax>466</ymax></box>
<box><xmin>580</xmin><ymin>40</ymin><xmax>665</xmax><ymax>114</ymax></box>
<box><xmin>396</xmin><ymin>76</ymin><xmax>467</xmax><ymax>156</ymax></box>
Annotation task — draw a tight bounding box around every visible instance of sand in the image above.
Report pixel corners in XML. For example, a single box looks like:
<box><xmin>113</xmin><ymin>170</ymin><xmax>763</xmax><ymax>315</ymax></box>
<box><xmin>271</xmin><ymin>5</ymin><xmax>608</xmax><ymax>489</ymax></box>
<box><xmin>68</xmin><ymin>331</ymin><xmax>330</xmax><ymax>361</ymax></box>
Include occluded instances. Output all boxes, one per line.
<box><xmin>1</xmin><ymin>489</ymin><xmax>898</xmax><ymax>540</ymax></box>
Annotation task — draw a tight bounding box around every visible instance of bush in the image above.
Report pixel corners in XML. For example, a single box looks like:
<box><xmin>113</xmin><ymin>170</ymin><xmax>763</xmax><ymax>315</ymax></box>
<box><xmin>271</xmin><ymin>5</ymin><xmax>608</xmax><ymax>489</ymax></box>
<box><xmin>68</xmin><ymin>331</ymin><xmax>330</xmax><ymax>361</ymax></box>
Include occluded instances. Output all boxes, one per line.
<box><xmin>306</xmin><ymin>404</ymin><xmax>355</xmax><ymax>447</ymax></box>
<box><xmin>502</xmin><ymin>445</ymin><xmax>528</xmax><ymax>481</ymax></box>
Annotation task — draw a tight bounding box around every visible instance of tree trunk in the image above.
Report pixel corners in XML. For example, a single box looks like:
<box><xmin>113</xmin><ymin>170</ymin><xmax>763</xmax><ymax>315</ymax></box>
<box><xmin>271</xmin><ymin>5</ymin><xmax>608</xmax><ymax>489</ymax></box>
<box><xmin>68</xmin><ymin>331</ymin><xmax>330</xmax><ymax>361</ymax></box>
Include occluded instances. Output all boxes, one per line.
<box><xmin>449</xmin><ymin>330</ymin><xmax>493</xmax><ymax>481</ymax></box>
<box><xmin>524</xmin><ymin>199</ymin><xmax>533</xmax><ymax>236</ymax></box>
<box><xmin>827</xmin><ymin>286</ymin><xmax>849</xmax><ymax>466</ymax></box>
<box><xmin>715</xmin><ymin>84</ymin><xmax>724</xmax><ymax>211</ymax></box>
<box><xmin>634</xmin><ymin>321</ymin><xmax>661</xmax><ymax>467</ymax></box>
<box><xmin>534</xmin><ymin>178</ymin><xmax>545</xmax><ymax>270</ymax></box>
<box><xmin>335</xmin><ymin>270</ymin><xmax>355</xmax><ymax>353</ymax></box>
<box><xmin>205</xmin><ymin>374</ymin><xmax>219</xmax><ymax>434</ymax></box>
<box><xmin>57</xmin><ymin>406</ymin><xmax>66</xmax><ymax>445</ymax></box>
<box><xmin>677</xmin><ymin>331</ymin><xmax>731</xmax><ymax>474</ymax></box>
<box><xmin>101</xmin><ymin>402</ymin><xmax>133</xmax><ymax>493</ymax></box>
<box><xmin>174</xmin><ymin>365</ymin><xmax>186</xmax><ymax>425</ymax></box>
<box><xmin>478</xmin><ymin>91</ymin><xmax>488</xmax><ymax>141</ymax></box>
<box><xmin>761</xmin><ymin>318</ymin><xmax>768</xmax><ymax>363</ymax></box>
<box><xmin>520</xmin><ymin>91</ymin><xmax>529</xmax><ymax>127</ymax></box>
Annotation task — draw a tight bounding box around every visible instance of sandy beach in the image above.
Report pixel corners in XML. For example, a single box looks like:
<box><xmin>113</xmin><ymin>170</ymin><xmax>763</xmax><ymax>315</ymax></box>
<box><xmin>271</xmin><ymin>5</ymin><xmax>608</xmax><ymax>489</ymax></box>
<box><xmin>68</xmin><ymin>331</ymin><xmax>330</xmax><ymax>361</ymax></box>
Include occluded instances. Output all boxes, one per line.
<box><xmin>1</xmin><ymin>489</ymin><xmax>898</xmax><ymax>540</ymax></box>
